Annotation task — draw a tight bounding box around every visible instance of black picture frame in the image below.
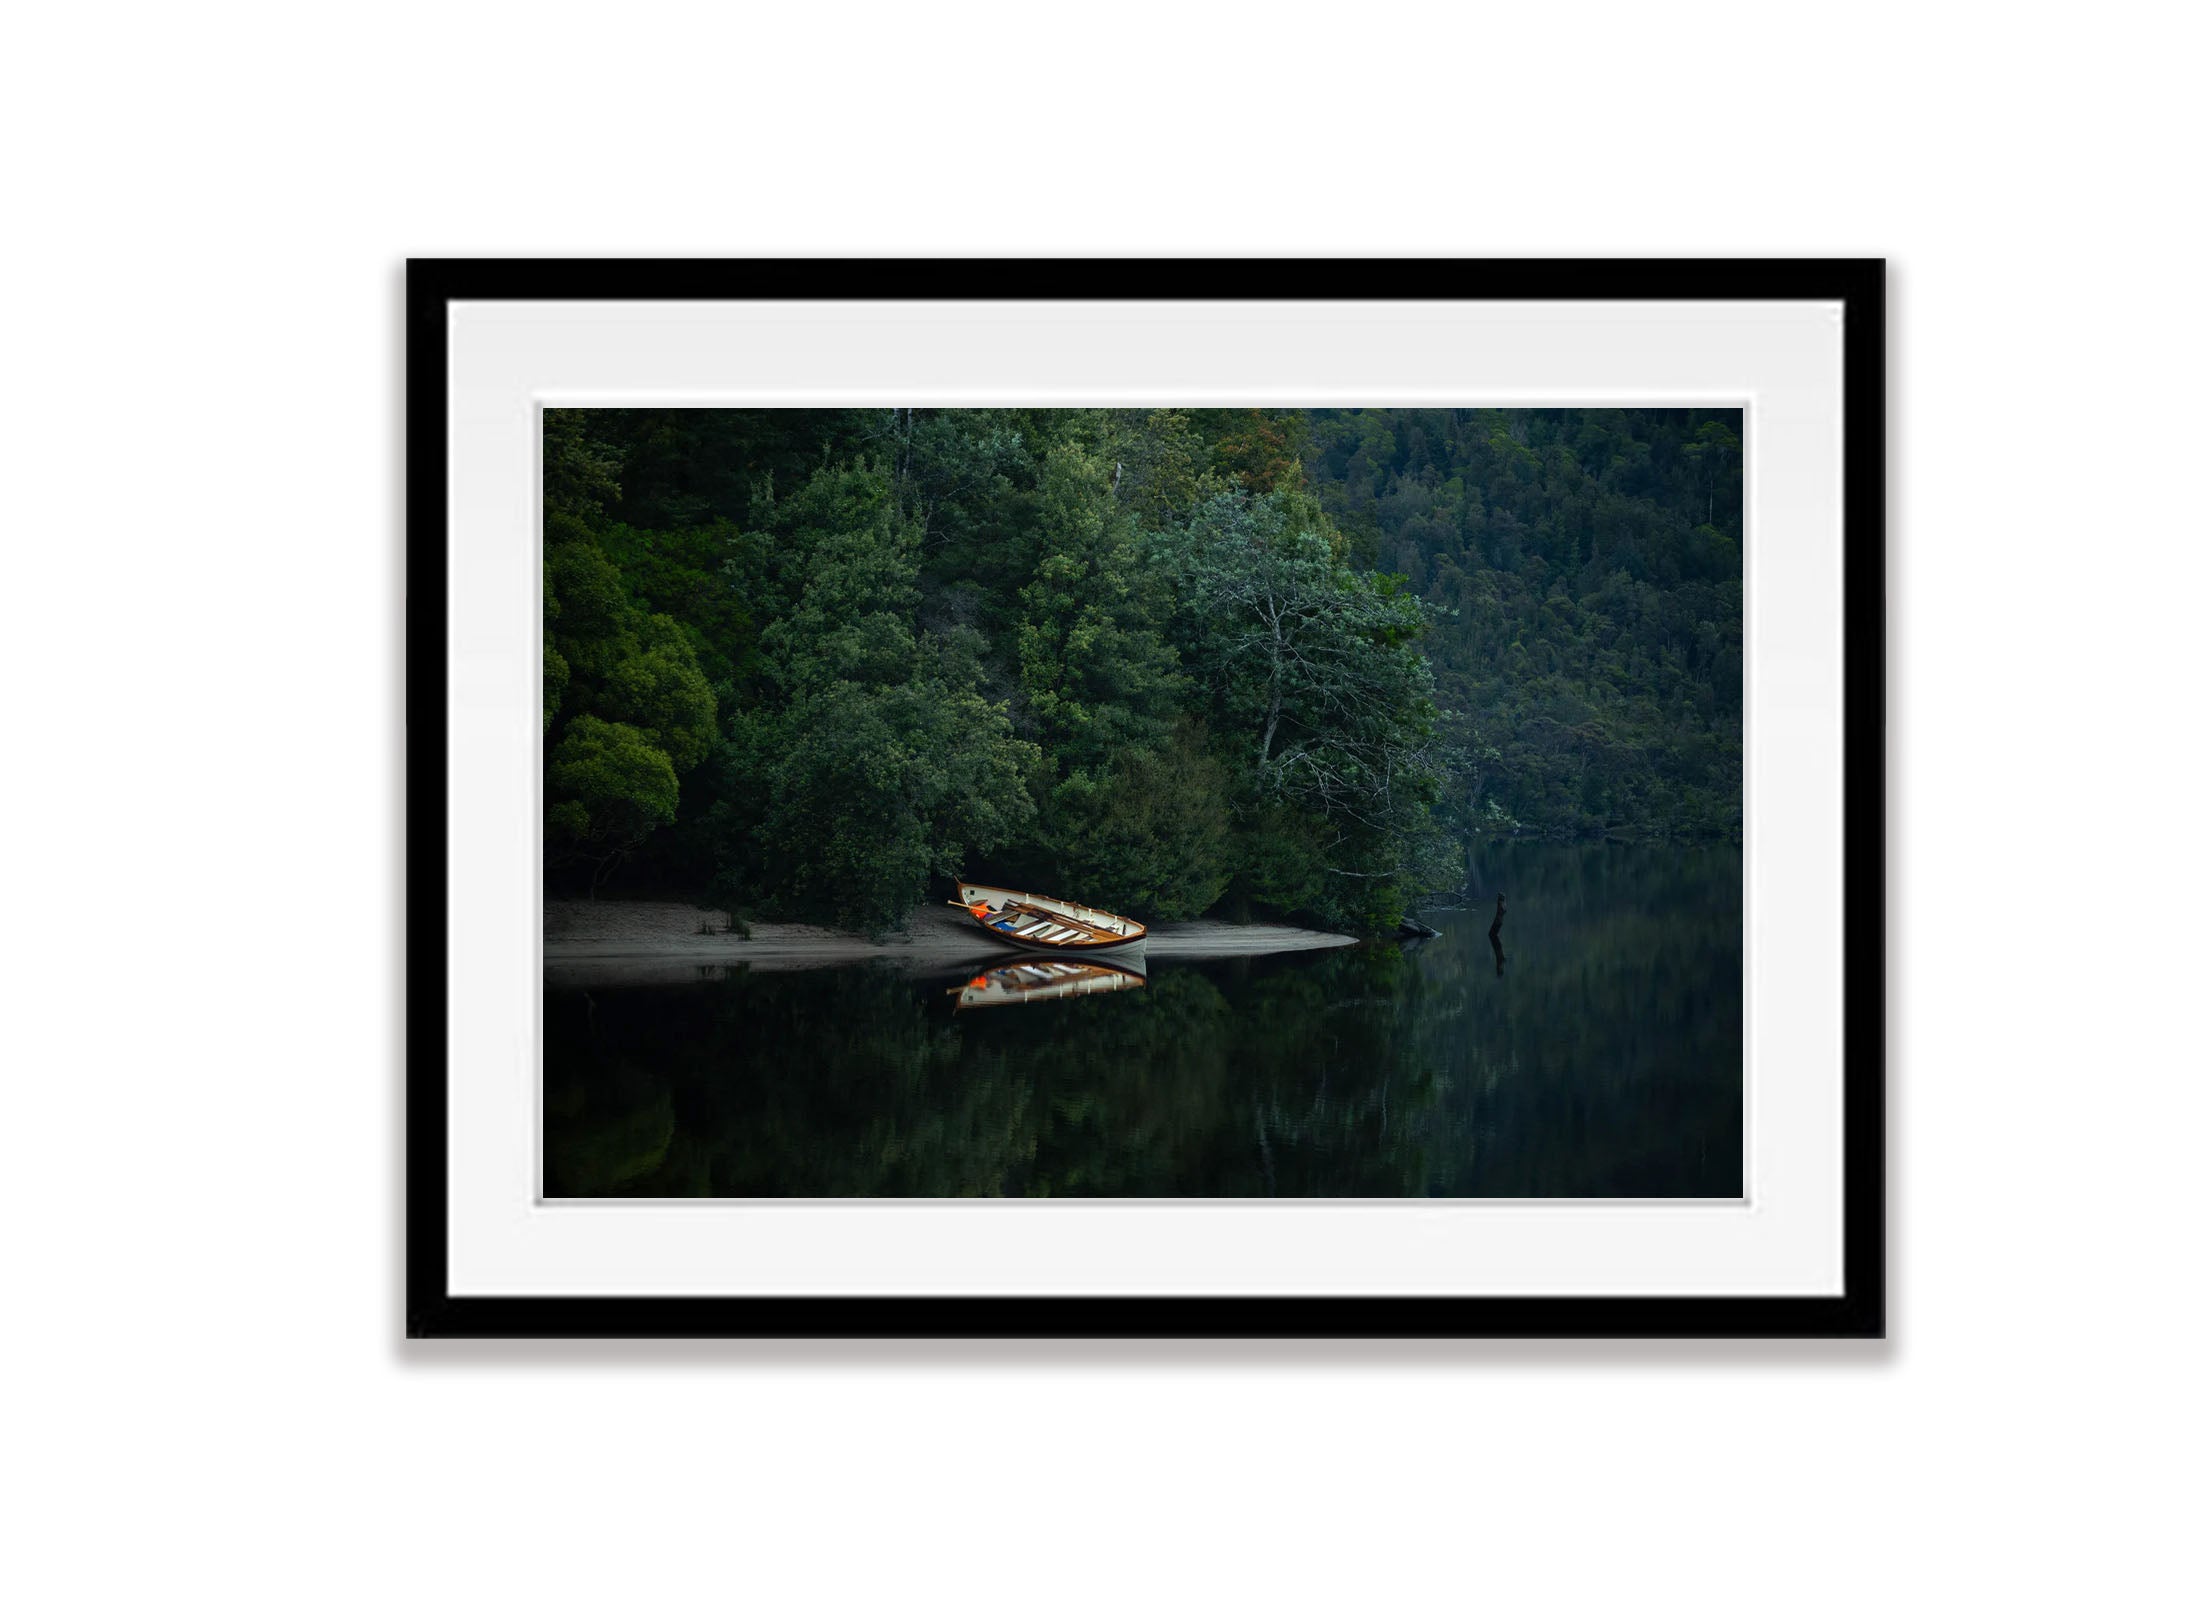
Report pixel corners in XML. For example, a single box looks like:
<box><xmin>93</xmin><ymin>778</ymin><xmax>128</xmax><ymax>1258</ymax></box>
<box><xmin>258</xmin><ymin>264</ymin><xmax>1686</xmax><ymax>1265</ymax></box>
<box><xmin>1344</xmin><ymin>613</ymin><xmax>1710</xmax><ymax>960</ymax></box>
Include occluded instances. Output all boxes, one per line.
<box><xmin>406</xmin><ymin>258</ymin><xmax>1885</xmax><ymax>1339</ymax></box>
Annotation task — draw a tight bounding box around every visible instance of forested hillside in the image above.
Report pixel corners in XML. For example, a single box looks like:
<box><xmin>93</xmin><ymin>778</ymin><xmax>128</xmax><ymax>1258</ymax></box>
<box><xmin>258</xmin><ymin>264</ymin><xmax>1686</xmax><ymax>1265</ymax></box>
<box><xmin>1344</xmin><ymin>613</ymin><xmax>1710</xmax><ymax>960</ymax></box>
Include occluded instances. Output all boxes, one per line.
<box><xmin>1305</xmin><ymin>409</ymin><xmax>1742</xmax><ymax>837</ymax></box>
<box><xmin>542</xmin><ymin>406</ymin><xmax>1739</xmax><ymax>932</ymax></box>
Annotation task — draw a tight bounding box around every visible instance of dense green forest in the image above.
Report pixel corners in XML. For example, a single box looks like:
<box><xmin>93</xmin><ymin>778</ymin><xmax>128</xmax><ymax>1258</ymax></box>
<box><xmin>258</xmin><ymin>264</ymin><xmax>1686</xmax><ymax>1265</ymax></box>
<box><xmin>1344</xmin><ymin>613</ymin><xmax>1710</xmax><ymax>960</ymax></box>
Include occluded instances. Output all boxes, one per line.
<box><xmin>544</xmin><ymin>407</ymin><xmax>1740</xmax><ymax>932</ymax></box>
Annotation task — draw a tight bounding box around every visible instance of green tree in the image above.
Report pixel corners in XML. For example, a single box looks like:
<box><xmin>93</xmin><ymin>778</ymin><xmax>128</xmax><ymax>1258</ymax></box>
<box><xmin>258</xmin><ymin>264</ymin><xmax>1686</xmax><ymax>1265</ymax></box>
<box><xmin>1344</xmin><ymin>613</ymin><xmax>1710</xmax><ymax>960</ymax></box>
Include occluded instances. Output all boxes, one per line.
<box><xmin>542</xmin><ymin>411</ymin><xmax>719</xmax><ymax>889</ymax></box>
<box><xmin>1157</xmin><ymin>486</ymin><xmax>1443</xmax><ymax>921</ymax></box>
<box><xmin>1016</xmin><ymin>443</ymin><xmax>1184</xmax><ymax>763</ymax></box>
<box><xmin>546</xmin><ymin>716</ymin><xmax>681</xmax><ymax>874</ymax></box>
<box><xmin>1010</xmin><ymin>443</ymin><xmax>1232</xmax><ymax>918</ymax></box>
<box><xmin>1096</xmin><ymin>408</ymin><xmax>1216</xmax><ymax>529</ymax></box>
<box><xmin>712</xmin><ymin>459</ymin><xmax>1038</xmax><ymax>932</ymax></box>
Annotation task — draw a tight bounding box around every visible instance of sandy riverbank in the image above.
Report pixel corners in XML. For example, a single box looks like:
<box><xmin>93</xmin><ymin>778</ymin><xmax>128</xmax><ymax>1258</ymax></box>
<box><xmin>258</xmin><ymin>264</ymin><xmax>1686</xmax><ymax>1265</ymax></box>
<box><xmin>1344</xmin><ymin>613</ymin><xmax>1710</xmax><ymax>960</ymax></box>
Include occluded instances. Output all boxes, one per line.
<box><xmin>545</xmin><ymin>899</ymin><xmax>1357</xmax><ymax>984</ymax></box>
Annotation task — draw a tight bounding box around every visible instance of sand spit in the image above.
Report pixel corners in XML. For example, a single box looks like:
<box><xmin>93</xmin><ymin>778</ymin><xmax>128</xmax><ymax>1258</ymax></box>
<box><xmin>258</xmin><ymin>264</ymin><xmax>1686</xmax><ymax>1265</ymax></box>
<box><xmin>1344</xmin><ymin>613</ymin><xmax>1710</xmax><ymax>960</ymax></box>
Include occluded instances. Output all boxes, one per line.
<box><xmin>544</xmin><ymin>900</ymin><xmax>1357</xmax><ymax>985</ymax></box>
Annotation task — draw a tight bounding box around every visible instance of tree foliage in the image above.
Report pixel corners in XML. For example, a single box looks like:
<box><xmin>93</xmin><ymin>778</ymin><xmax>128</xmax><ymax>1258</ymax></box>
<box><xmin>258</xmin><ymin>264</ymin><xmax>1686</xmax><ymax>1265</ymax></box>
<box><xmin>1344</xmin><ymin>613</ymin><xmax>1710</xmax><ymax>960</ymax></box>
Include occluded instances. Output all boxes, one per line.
<box><xmin>545</xmin><ymin>715</ymin><xmax>679</xmax><ymax>857</ymax></box>
<box><xmin>542</xmin><ymin>405</ymin><xmax>1740</xmax><ymax>925</ymax></box>
<box><xmin>1304</xmin><ymin>407</ymin><xmax>1743</xmax><ymax>836</ymax></box>
<box><xmin>542</xmin><ymin>415</ymin><xmax>717</xmax><ymax>888</ymax></box>
<box><xmin>702</xmin><ymin>459</ymin><xmax>1039</xmax><ymax>933</ymax></box>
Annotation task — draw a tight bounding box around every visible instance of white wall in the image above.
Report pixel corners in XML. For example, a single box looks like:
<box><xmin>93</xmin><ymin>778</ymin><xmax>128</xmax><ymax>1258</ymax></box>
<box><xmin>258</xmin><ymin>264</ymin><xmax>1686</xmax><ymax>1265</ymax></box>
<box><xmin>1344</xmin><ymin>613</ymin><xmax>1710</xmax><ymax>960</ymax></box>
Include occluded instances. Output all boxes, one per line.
<box><xmin>5</xmin><ymin>5</ymin><xmax>2193</xmax><ymax>1596</ymax></box>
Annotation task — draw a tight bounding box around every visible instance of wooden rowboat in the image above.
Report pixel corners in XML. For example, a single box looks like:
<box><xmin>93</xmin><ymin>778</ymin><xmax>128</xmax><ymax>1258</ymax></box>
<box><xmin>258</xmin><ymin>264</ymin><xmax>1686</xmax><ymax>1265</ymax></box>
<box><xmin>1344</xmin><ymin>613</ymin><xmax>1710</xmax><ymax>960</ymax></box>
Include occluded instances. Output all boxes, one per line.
<box><xmin>948</xmin><ymin>958</ymin><xmax>1146</xmax><ymax>1011</ymax></box>
<box><xmin>951</xmin><ymin>881</ymin><xmax>1147</xmax><ymax>953</ymax></box>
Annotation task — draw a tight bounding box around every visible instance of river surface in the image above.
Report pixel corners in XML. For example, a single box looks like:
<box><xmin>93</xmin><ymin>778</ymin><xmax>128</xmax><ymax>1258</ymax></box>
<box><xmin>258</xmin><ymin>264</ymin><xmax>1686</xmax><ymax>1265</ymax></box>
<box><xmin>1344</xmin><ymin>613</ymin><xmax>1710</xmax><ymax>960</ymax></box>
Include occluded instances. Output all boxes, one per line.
<box><xmin>544</xmin><ymin>843</ymin><xmax>1742</xmax><ymax>1199</ymax></box>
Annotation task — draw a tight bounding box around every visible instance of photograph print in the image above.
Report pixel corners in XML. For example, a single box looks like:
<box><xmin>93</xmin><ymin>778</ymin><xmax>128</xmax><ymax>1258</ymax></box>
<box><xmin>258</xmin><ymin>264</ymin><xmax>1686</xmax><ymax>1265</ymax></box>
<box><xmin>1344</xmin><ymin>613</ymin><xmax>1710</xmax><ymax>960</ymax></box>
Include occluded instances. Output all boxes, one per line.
<box><xmin>543</xmin><ymin>406</ymin><xmax>1744</xmax><ymax>1200</ymax></box>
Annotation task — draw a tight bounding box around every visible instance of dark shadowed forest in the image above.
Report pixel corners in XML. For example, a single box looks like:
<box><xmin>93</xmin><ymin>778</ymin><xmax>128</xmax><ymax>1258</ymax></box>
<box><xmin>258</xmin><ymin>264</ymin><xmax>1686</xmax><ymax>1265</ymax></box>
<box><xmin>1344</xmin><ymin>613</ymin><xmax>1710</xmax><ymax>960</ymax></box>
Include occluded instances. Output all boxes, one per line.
<box><xmin>544</xmin><ymin>407</ymin><xmax>1741</xmax><ymax>933</ymax></box>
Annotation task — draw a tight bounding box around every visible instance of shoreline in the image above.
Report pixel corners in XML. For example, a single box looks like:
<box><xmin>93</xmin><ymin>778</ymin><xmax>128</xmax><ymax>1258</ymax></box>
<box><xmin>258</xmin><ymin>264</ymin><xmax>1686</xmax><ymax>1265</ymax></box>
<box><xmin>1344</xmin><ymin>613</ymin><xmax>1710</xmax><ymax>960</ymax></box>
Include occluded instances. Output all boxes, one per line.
<box><xmin>545</xmin><ymin>899</ymin><xmax>1358</xmax><ymax>984</ymax></box>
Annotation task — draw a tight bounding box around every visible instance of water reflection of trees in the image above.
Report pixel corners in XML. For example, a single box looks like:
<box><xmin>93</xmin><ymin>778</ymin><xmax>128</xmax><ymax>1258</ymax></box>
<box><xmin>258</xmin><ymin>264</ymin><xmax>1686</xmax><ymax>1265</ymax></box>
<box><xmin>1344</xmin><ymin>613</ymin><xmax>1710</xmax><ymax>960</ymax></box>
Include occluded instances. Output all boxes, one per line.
<box><xmin>1417</xmin><ymin>842</ymin><xmax>1743</xmax><ymax>1196</ymax></box>
<box><xmin>545</xmin><ymin>845</ymin><xmax>1742</xmax><ymax>1198</ymax></box>
<box><xmin>546</xmin><ymin>949</ymin><xmax>1444</xmax><ymax>1199</ymax></box>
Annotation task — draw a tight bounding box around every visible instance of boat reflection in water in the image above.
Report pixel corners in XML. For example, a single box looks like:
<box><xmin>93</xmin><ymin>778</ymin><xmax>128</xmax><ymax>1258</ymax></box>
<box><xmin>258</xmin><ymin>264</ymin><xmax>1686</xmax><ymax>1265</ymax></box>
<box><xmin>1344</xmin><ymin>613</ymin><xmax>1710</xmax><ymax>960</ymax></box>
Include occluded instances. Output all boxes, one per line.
<box><xmin>948</xmin><ymin>955</ymin><xmax>1146</xmax><ymax>1012</ymax></box>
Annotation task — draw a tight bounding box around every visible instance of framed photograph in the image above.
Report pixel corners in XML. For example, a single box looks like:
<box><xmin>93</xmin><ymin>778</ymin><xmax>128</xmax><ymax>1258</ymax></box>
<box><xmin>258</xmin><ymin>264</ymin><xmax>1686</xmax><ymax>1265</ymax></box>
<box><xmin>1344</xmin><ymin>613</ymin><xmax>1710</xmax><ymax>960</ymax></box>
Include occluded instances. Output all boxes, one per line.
<box><xmin>407</xmin><ymin>259</ymin><xmax>1884</xmax><ymax>1337</ymax></box>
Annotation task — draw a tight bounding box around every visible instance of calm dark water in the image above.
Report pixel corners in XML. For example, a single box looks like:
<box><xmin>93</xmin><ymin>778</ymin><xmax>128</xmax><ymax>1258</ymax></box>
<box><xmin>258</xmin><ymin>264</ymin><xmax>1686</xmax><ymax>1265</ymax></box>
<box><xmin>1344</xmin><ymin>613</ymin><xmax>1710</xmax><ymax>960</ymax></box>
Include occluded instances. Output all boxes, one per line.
<box><xmin>544</xmin><ymin>843</ymin><xmax>1741</xmax><ymax>1199</ymax></box>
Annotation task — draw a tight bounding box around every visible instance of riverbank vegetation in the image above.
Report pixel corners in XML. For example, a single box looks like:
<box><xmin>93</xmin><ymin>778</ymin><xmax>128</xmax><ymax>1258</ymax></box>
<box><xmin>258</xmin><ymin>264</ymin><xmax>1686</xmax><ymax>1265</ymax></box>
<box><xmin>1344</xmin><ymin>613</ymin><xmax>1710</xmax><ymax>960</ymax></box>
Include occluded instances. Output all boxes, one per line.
<box><xmin>543</xmin><ymin>407</ymin><xmax>1741</xmax><ymax>931</ymax></box>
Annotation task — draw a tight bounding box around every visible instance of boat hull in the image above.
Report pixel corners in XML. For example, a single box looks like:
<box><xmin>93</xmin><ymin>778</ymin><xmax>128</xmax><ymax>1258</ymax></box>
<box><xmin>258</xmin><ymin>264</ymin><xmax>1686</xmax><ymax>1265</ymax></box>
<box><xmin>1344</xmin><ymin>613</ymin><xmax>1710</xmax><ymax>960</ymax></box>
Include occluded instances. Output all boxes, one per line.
<box><xmin>951</xmin><ymin>881</ymin><xmax>1147</xmax><ymax>954</ymax></box>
